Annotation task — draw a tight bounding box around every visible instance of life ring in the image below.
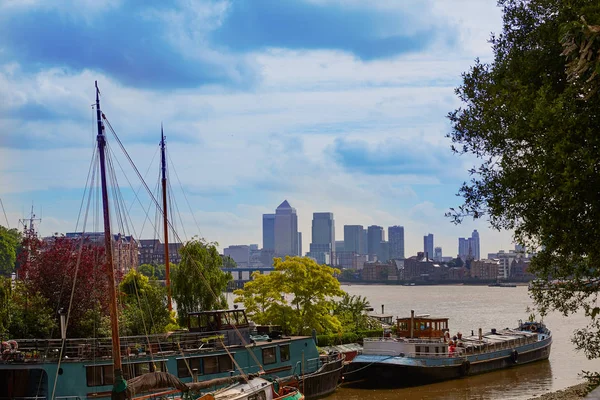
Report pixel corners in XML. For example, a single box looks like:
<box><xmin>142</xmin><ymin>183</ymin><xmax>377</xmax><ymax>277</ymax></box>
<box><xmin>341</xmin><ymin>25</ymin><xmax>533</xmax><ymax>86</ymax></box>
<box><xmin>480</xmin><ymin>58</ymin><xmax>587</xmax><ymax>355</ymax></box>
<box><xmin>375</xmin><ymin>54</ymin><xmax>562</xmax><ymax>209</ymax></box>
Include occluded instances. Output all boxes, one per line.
<box><xmin>460</xmin><ymin>360</ymin><xmax>471</xmax><ymax>376</ymax></box>
<box><xmin>511</xmin><ymin>350</ymin><xmax>518</xmax><ymax>363</ymax></box>
<box><xmin>530</xmin><ymin>324</ymin><xmax>538</xmax><ymax>332</ymax></box>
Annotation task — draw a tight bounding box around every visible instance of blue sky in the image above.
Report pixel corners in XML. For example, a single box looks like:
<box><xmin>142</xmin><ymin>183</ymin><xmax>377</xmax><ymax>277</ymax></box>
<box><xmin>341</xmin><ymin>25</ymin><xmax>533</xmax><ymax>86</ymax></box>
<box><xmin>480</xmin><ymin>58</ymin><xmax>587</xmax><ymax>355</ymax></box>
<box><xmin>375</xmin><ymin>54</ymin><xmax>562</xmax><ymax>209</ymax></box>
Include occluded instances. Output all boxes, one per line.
<box><xmin>0</xmin><ymin>0</ymin><xmax>513</xmax><ymax>257</ymax></box>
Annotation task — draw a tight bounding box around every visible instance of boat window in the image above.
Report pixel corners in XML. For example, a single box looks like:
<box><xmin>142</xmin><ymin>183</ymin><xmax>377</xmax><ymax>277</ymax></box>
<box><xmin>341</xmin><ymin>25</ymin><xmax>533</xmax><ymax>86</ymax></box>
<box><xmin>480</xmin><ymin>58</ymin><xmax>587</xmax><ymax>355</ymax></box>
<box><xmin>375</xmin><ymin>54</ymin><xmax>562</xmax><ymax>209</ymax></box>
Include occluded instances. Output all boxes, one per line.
<box><xmin>220</xmin><ymin>312</ymin><xmax>230</xmax><ymax>326</ymax></box>
<box><xmin>86</xmin><ymin>366</ymin><xmax>103</xmax><ymax>386</ymax></box>
<box><xmin>415</xmin><ymin>346</ymin><xmax>421</xmax><ymax>355</ymax></box>
<box><xmin>204</xmin><ymin>356</ymin><xmax>219</xmax><ymax>374</ymax></box>
<box><xmin>280</xmin><ymin>344</ymin><xmax>290</xmax><ymax>362</ymax></box>
<box><xmin>262</xmin><ymin>347</ymin><xmax>277</xmax><ymax>365</ymax></box>
<box><xmin>218</xmin><ymin>354</ymin><xmax>233</xmax><ymax>372</ymax></box>
<box><xmin>435</xmin><ymin>347</ymin><xmax>439</xmax><ymax>354</ymax></box>
<box><xmin>208</xmin><ymin>314</ymin><xmax>218</xmax><ymax>331</ymax></box>
<box><xmin>177</xmin><ymin>357</ymin><xmax>201</xmax><ymax>378</ymax></box>
<box><xmin>248</xmin><ymin>390</ymin><xmax>267</xmax><ymax>400</ymax></box>
<box><xmin>103</xmin><ymin>365</ymin><xmax>115</xmax><ymax>385</ymax></box>
<box><xmin>189</xmin><ymin>315</ymin><xmax>199</xmax><ymax>329</ymax></box>
<box><xmin>199</xmin><ymin>314</ymin><xmax>209</xmax><ymax>330</ymax></box>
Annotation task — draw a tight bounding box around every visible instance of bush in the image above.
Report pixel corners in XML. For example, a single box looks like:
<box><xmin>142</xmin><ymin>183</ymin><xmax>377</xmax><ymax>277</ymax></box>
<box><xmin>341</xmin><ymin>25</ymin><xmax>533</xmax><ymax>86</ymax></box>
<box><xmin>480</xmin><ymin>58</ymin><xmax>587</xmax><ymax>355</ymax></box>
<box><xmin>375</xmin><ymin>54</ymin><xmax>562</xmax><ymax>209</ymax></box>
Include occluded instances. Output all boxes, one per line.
<box><xmin>316</xmin><ymin>329</ymin><xmax>383</xmax><ymax>346</ymax></box>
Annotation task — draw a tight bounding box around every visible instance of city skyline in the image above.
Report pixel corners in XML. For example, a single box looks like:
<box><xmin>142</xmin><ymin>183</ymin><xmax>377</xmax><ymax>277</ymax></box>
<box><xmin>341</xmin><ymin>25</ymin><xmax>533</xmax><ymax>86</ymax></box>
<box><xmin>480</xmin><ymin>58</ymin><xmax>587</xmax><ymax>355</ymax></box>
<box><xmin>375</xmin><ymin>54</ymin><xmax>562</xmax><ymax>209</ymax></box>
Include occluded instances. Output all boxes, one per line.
<box><xmin>0</xmin><ymin>1</ymin><xmax>514</xmax><ymax>259</ymax></box>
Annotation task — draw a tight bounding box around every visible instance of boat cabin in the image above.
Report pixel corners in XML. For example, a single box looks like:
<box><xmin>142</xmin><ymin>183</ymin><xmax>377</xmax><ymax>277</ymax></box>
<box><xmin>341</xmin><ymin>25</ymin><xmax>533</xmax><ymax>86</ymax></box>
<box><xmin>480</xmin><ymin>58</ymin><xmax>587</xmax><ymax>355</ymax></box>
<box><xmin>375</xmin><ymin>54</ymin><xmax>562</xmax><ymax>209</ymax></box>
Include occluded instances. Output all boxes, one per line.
<box><xmin>396</xmin><ymin>311</ymin><xmax>449</xmax><ymax>339</ymax></box>
<box><xmin>187</xmin><ymin>309</ymin><xmax>249</xmax><ymax>333</ymax></box>
<box><xmin>369</xmin><ymin>314</ymin><xmax>395</xmax><ymax>327</ymax></box>
<box><xmin>187</xmin><ymin>309</ymin><xmax>251</xmax><ymax>346</ymax></box>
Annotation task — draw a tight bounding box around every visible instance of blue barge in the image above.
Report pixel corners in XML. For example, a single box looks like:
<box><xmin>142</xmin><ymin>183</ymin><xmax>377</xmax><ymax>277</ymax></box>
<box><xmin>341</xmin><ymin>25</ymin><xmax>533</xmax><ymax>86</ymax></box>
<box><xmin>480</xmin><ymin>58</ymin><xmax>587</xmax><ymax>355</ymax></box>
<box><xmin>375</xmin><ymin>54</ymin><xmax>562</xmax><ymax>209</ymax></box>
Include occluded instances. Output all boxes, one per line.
<box><xmin>0</xmin><ymin>309</ymin><xmax>342</xmax><ymax>399</ymax></box>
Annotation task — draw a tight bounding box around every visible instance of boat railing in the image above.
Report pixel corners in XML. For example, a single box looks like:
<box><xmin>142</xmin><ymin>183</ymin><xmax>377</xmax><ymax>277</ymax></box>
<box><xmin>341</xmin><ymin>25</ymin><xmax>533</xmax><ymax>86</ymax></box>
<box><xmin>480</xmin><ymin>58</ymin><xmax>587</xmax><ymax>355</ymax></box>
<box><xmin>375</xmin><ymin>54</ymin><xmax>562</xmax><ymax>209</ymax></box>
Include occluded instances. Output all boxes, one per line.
<box><xmin>363</xmin><ymin>337</ymin><xmax>444</xmax><ymax>344</ymax></box>
<box><xmin>1</xmin><ymin>329</ymin><xmax>241</xmax><ymax>363</ymax></box>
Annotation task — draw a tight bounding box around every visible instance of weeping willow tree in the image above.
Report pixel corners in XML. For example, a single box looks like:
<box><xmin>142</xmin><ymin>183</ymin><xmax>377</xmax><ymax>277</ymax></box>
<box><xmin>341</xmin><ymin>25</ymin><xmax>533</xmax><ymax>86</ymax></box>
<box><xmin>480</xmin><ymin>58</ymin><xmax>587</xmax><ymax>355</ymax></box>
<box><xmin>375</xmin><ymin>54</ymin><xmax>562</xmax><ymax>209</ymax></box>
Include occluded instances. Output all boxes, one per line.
<box><xmin>448</xmin><ymin>0</ymin><xmax>600</xmax><ymax>360</ymax></box>
<box><xmin>171</xmin><ymin>238</ymin><xmax>232</xmax><ymax>326</ymax></box>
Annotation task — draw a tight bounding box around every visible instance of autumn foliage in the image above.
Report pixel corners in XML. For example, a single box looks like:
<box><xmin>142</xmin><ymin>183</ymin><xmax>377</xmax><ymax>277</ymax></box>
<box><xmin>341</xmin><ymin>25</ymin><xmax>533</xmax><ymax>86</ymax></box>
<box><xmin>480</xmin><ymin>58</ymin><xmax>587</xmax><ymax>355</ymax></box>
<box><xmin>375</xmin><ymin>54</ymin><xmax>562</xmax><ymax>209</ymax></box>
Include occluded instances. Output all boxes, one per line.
<box><xmin>18</xmin><ymin>236</ymin><xmax>113</xmax><ymax>337</ymax></box>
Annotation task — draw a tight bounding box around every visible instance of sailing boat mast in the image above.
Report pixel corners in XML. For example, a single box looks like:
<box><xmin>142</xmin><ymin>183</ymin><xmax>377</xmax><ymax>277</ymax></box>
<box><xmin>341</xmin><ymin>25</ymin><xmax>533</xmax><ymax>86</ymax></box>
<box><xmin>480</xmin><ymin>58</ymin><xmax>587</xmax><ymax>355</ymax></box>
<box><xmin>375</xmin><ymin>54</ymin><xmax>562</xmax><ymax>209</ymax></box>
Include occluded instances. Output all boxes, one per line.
<box><xmin>95</xmin><ymin>81</ymin><xmax>126</xmax><ymax>397</ymax></box>
<box><xmin>161</xmin><ymin>125</ymin><xmax>172</xmax><ymax>311</ymax></box>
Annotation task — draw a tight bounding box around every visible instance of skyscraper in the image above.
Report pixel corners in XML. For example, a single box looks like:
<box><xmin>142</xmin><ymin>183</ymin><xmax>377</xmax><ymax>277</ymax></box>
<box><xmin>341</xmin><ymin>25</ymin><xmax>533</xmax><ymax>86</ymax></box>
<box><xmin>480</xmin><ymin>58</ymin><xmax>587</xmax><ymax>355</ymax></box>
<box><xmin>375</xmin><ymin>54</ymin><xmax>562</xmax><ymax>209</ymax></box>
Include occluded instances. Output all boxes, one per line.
<box><xmin>274</xmin><ymin>200</ymin><xmax>299</xmax><ymax>257</ymax></box>
<box><xmin>471</xmin><ymin>229</ymin><xmax>481</xmax><ymax>260</ymax></box>
<box><xmin>434</xmin><ymin>246</ymin><xmax>442</xmax><ymax>262</ymax></box>
<box><xmin>297</xmin><ymin>232</ymin><xmax>302</xmax><ymax>257</ymax></box>
<box><xmin>363</xmin><ymin>228</ymin><xmax>368</xmax><ymax>255</ymax></box>
<box><xmin>367</xmin><ymin>225</ymin><xmax>384</xmax><ymax>259</ymax></box>
<box><xmin>311</xmin><ymin>213</ymin><xmax>335</xmax><ymax>248</ymax></box>
<box><xmin>388</xmin><ymin>226</ymin><xmax>405</xmax><ymax>260</ymax></box>
<box><xmin>262</xmin><ymin>214</ymin><xmax>275</xmax><ymax>251</ymax></box>
<box><xmin>458</xmin><ymin>237</ymin><xmax>469</xmax><ymax>260</ymax></box>
<box><xmin>344</xmin><ymin>225</ymin><xmax>365</xmax><ymax>254</ymax></box>
<box><xmin>423</xmin><ymin>233</ymin><xmax>434</xmax><ymax>260</ymax></box>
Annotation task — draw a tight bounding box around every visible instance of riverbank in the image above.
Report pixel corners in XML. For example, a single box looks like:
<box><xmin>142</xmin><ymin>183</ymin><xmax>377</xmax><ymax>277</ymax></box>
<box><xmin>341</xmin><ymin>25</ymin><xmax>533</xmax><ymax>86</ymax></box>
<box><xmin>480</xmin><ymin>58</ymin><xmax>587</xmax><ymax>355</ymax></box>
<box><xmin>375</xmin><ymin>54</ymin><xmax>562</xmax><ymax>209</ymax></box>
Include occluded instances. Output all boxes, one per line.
<box><xmin>529</xmin><ymin>383</ymin><xmax>588</xmax><ymax>400</ymax></box>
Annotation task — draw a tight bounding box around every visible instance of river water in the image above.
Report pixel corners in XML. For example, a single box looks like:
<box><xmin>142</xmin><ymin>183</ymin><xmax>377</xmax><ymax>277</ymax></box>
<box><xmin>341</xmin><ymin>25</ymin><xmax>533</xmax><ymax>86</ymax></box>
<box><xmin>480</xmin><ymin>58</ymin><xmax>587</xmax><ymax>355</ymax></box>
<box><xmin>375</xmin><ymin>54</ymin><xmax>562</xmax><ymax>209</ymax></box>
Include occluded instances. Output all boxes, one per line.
<box><xmin>326</xmin><ymin>284</ymin><xmax>600</xmax><ymax>400</ymax></box>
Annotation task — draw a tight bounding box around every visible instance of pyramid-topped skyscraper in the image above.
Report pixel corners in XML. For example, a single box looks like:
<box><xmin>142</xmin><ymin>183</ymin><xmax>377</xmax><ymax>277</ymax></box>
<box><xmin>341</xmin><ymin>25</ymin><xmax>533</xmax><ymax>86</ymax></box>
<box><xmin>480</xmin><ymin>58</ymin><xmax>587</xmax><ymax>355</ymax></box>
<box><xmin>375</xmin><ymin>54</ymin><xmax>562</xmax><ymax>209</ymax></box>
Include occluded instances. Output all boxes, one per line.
<box><xmin>274</xmin><ymin>200</ymin><xmax>299</xmax><ymax>257</ymax></box>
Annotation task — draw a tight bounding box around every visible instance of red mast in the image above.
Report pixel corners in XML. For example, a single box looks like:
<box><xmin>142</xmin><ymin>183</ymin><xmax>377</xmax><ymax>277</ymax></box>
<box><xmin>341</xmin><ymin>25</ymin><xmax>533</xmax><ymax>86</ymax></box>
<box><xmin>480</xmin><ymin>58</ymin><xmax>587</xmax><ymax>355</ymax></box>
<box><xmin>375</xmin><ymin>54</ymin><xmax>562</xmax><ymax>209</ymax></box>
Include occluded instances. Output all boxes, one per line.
<box><xmin>95</xmin><ymin>81</ymin><xmax>127</xmax><ymax>397</ymax></box>
<box><xmin>161</xmin><ymin>125</ymin><xmax>172</xmax><ymax>311</ymax></box>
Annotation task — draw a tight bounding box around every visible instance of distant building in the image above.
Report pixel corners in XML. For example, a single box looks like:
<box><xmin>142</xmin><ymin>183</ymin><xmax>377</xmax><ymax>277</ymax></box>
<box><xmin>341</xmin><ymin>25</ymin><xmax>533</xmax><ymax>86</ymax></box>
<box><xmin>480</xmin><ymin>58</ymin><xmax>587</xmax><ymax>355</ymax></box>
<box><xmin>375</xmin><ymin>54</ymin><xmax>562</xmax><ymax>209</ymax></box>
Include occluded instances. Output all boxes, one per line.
<box><xmin>423</xmin><ymin>233</ymin><xmax>434</xmax><ymax>260</ymax></box>
<box><xmin>471</xmin><ymin>230</ymin><xmax>481</xmax><ymax>260</ymax></box>
<box><xmin>378</xmin><ymin>241</ymin><xmax>390</xmax><ymax>262</ymax></box>
<box><xmin>262</xmin><ymin>214</ymin><xmax>275</xmax><ymax>251</ymax></box>
<box><xmin>367</xmin><ymin>226</ymin><xmax>384</xmax><ymax>260</ymax></box>
<box><xmin>388</xmin><ymin>226</ymin><xmax>405</xmax><ymax>260</ymax></box>
<box><xmin>488</xmin><ymin>248</ymin><xmax>528</xmax><ymax>279</ymax></box>
<box><xmin>434</xmin><ymin>246</ymin><xmax>442</xmax><ymax>262</ymax></box>
<box><xmin>335</xmin><ymin>240</ymin><xmax>345</xmax><ymax>253</ymax></box>
<box><xmin>344</xmin><ymin>225</ymin><xmax>365</xmax><ymax>255</ymax></box>
<box><xmin>310</xmin><ymin>212</ymin><xmax>334</xmax><ymax>263</ymax></box>
<box><xmin>470</xmin><ymin>259</ymin><xmax>499</xmax><ymax>279</ymax></box>
<box><xmin>297</xmin><ymin>232</ymin><xmax>302</xmax><ymax>257</ymax></box>
<box><xmin>224</xmin><ymin>245</ymin><xmax>250</xmax><ymax>267</ymax></box>
<box><xmin>361</xmin><ymin>262</ymin><xmax>398</xmax><ymax>281</ymax></box>
<box><xmin>306</xmin><ymin>251</ymin><xmax>330</xmax><ymax>265</ymax></box>
<box><xmin>274</xmin><ymin>200</ymin><xmax>299</xmax><ymax>257</ymax></box>
<box><xmin>363</xmin><ymin>229</ymin><xmax>368</xmax><ymax>255</ymax></box>
<box><xmin>66</xmin><ymin>232</ymin><xmax>139</xmax><ymax>273</ymax></box>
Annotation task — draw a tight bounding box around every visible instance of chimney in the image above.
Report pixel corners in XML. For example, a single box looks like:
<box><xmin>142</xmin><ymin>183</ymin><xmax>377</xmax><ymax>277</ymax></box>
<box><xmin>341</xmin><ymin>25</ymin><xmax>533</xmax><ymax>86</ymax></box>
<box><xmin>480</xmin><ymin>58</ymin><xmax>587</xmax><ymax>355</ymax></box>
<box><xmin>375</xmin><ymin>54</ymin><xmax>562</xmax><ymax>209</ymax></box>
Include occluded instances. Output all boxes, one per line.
<box><xmin>381</xmin><ymin>305</ymin><xmax>385</xmax><ymax>314</ymax></box>
<box><xmin>410</xmin><ymin>310</ymin><xmax>415</xmax><ymax>338</ymax></box>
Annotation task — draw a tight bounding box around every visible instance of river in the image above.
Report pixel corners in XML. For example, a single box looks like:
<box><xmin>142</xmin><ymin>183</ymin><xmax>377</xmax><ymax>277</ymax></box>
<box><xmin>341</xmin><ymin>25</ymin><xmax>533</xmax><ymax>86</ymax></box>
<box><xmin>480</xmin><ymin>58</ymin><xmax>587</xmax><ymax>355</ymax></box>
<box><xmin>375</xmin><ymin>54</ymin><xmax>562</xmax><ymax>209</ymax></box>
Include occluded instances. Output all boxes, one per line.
<box><xmin>325</xmin><ymin>284</ymin><xmax>600</xmax><ymax>400</ymax></box>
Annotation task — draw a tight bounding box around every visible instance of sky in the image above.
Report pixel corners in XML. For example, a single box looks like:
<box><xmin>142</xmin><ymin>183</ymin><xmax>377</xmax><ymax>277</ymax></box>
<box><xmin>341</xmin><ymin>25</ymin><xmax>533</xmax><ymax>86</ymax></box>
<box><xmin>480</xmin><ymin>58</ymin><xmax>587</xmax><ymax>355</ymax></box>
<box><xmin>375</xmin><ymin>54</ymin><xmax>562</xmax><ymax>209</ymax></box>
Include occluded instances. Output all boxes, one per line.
<box><xmin>0</xmin><ymin>0</ymin><xmax>516</xmax><ymax>258</ymax></box>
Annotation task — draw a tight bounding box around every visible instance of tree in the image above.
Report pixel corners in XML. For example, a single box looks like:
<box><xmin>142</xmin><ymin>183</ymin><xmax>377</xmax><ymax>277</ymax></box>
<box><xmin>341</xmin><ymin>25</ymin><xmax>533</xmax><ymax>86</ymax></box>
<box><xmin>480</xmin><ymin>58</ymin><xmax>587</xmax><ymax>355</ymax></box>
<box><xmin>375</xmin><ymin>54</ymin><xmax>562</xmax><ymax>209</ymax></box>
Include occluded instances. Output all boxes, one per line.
<box><xmin>234</xmin><ymin>256</ymin><xmax>344</xmax><ymax>335</ymax></box>
<box><xmin>119</xmin><ymin>269</ymin><xmax>175</xmax><ymax>336</ymax></box>
<box><xmin>447</xmin><ymin>0</ymin><xmax>600</xmax><ymax>359</ymax></box>
<box><xmin>138</xmin><ymin>264</ymin><xmax>155</xmax><ymax>278</ymax></box>
<box><xmin>0</xmin><ymin>226</ymin><xmax>21</xmax><ymax>275</ymax></box>
<box><xmin>18</xmin><ymin>236</ymin><xmax>112</xmax><ymax>338</ymax></box>
<box><xmin>171</xmin><ymin>238</ymin><xmax>232</xmax><ymax>326</ymax></box>
<box><xmin>222</xmin><ymin>255</ymin><xmax>237</xmax><ymax>269</ymax></box>
<box><xmin>0</xmin><ymin>277</ymin><xmax>57</xmax><ymax>339</ymax></box>
<box><xmin>333</xmin><ymin>294</ymin><xmax>374</xmax><ymax>332</ymax></box>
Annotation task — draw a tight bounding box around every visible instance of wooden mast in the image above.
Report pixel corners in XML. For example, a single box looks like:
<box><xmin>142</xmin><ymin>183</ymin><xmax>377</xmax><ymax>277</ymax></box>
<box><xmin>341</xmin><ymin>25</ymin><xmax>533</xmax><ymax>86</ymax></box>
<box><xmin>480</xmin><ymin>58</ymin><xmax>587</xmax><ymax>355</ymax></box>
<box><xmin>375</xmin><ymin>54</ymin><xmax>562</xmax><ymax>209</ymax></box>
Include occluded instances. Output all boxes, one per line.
<box><xmin>95</xmin><ymin>81</ymin><xmax>126</xmax><ymax>397</ymax></box>
<box><xmin>161</xmin><ymin>125</ymin><xmax>172</xmax><ymax>311</ymax></box>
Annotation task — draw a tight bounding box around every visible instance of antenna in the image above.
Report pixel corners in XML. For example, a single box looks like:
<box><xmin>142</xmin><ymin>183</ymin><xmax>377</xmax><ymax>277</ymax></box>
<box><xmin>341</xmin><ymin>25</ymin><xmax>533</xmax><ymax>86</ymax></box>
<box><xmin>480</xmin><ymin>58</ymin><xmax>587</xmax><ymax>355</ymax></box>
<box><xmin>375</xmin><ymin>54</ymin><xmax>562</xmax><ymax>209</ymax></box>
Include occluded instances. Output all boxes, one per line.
<box><xmin>18</xmin><ymin>204</ymin><xmax>41</xmax><ymax>238</ymax></box>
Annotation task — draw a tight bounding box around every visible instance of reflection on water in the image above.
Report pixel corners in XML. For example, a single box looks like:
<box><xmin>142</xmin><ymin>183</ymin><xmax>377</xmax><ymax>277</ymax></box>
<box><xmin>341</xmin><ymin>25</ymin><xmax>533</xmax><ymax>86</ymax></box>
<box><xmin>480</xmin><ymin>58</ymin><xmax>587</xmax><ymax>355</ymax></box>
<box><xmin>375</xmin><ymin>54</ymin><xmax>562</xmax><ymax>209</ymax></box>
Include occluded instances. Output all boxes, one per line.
<box><xmin>335</xmin><ymin>360</ymin><xmax>553</xmax><ymax>400</ymax></box>
<box><xmin>326</xmin><ymin>285</ymin><xmax>600</xmax><ymax>400</ymax></box>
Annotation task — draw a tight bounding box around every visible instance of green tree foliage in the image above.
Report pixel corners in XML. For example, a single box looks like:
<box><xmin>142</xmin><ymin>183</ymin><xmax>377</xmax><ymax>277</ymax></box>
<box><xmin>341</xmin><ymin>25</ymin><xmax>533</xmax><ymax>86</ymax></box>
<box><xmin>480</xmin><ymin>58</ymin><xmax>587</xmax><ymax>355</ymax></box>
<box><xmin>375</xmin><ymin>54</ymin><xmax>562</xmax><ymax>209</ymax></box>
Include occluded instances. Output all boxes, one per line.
<box><xmin>447</xmin><ymin>0</ymin><xmax>600</xmax><ymax>358</ymax></box>
<box><xmin>333</xmin><ymin>294</ymin><xmax>375</xmax><ymax>331</ymax></box>
<box><xmin>0</xmin><ymin>278</ymin><xmax>57</xmax><ymax>339</ymax></box>
<box><xmin>222</xmin><ymin>255</ymin><xmax>237</xmax><ymax>269</ymax></box>
<box><xmin>0</xmin><ymin>226</ymin><xmax>21</xmax><ymax>275</ymax></box>
<box><xmin>119</xmin><ymin>269</ymin><xmax>175</xmax><ymax>336</ymax></box>
<box><xmin>171</xmin><ymin>238</ymin><xmax>232</xmax><ymax>326</ymax></box>
<box><xmin>138</xmin><ymin>264</ymin><xmax>155</xmax><ymax>278</ymax></box>
<box><xmin>234</xmin><ymin>256</ymin><xmax>344</xmax><ymax>335</ymax></box>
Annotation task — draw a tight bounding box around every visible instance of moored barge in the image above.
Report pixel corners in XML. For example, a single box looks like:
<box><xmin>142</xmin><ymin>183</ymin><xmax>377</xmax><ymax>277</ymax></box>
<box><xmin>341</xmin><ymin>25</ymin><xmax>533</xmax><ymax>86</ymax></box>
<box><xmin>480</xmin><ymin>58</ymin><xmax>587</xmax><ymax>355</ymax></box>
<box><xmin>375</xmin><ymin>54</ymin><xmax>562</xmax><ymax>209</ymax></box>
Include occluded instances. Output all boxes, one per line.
<box><xmin>344</xmin><ymin>310</ymin><xmax>552</xmax><ymax>386</ymax></box>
